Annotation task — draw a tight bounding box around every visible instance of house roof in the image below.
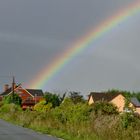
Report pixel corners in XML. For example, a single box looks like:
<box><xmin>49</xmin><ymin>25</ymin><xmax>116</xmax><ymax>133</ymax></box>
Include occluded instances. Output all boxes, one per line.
<box><xmin>89</xmin><ymin>92</ymin><xmax>121</xmax><ymax>102</ymax></box>
<box><xmin>0</xmin><ymin>85</ymin><xmax>19</xmax><ymax>96</ymax></box>
<box><xmin>26</xmin><ymin>89</ymin><xmax>44</xmax><ymax>96</ymax></box>
<box><xmin>0</xmin><ymin>85</ymin><xmax>44</xmax><ymax>97</ymax></box>
<box><xmin>130</xmin><ymin>97</ymin><xmax>140</xmax><ymax>107</ymax></box>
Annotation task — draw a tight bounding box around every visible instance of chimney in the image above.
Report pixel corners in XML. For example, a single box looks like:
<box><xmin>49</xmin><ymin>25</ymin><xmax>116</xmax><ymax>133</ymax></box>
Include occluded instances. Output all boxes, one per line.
<box><xmin>4</xmin><ymin>84</ymin><xmax>9</xmax><ymax>92</ymax></box>
<box><xmin>14</xmin><ymin>83</ymin><xmax>16</xmax><ymax>89</ymax></box>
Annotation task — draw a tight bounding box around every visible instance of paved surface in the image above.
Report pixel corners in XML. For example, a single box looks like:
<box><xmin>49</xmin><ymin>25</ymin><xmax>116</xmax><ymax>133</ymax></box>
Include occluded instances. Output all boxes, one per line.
<box><xmin>0</xmin><ymin>119</ymin><xmax>59</xmax><ymax>140</ymax></box>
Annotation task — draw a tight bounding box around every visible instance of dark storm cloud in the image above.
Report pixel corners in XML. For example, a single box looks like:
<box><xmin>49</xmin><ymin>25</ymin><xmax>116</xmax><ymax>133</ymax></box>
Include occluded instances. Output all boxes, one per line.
<box><xmin>0</xmin><ymin>0</ymin><xmax>138</xmax><ymax>94</ymax></box>
<box><xmin>0</xmin><ymin>0</ymin><xmax>133</xmax><ymax>40</ymax></box>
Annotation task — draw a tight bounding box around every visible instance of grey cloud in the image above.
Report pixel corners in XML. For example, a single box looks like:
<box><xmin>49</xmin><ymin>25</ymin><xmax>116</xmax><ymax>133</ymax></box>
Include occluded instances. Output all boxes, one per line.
<box><xmin>0</xmin><ymin>0</ymin><xmax>139</xmax><ymax>94</ymax></box>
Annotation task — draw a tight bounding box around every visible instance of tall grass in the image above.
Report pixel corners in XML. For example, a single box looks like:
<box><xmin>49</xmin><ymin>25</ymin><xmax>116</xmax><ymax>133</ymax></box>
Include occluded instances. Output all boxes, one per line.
<box><xmin>0</xmin><ymin>102</ymin><xmax>140</xmax><ymax>140</ymax></box>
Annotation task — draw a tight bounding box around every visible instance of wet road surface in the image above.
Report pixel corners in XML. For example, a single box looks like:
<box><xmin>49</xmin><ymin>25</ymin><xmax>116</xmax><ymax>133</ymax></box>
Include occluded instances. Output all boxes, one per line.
<box><xmin>0</xmin><ymin>119</ymin><xmax>59</xmax><ymax>140</ymax></box>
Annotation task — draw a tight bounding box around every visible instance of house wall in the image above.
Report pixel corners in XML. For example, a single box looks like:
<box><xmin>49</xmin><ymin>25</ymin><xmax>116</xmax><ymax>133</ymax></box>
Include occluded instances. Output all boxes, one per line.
<box><xmin>34</xmin><ymin>96</ymin><xmax>43</xmax><ymax>102</ymax></box>
<box><xmin>135</xmin><ymin>107</ymin><xmax>140</xmax><ymax>114</ymax></box>
<box><xmin>8</xmin><ymin>86</ymin><xmax>44</xmax><ymax>103</ymax></box>
<box><xmin>88</xmin><ymin>96</ymin><xmax>94</xmax><ymax>105</ymax></box>
<box><xmin>110</xmin><ymin>94</ymin><xmax>125</xmax><ymax>112</ymax></box>
<box><xmin>88</xmin><ymin>94</ymin><xmax>140</xmax><ymax>113</ymax></box>
<box><xmin>14</xmin><ymin>88</ymin><xmax>33</xmax><ymax>101</ymax></box>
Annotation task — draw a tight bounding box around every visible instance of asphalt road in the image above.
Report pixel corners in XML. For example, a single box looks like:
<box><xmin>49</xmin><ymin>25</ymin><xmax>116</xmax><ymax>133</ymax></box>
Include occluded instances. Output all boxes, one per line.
<box><xmin>0</xmin><ymin>119</ymin><xmax>59</xmax><ymax>140</ymax></box>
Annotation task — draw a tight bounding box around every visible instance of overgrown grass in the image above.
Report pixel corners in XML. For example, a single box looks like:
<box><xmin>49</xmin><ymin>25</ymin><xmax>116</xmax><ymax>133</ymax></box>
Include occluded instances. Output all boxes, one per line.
<box><xmin>0</xmin><ymin>101</ymin><xmax>140</xmax><ymax>140</ymax></box>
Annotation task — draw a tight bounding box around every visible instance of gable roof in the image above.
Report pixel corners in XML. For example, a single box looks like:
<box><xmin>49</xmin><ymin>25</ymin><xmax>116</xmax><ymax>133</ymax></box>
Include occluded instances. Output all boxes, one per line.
<box><xmin>0</xmin><ymin>85</ymin><xmax>20</xmax><ymax>96</ymax></box>
<box><xmin>26</xmin><ymin>89</ymin><xmax>44</xmax><ymax>96</ymax></box>
<box><xmin>0</xmin><ymin>87</ymin><xmax>12</xmax><ymax>96</ymax></box>
<box><xmin>89</xmin><ymin>92</ymin><xmax>121</xmax><ymax>102</ymax></box>
<box><xmin>0</xmin><ymin>85</ymin><xmax>44</xmax><ymax>97</ymax></box>
<box><xmin>130</xmin><ymin>97</ymin><xmax>140</xmax><ymax>107</ymax></box>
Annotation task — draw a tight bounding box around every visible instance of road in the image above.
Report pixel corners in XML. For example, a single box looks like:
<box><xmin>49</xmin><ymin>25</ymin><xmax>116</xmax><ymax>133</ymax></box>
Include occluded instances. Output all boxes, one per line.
<box><xmin>0</xmin><ymin>119</ymin><xmax>59</xmax><ymax>140</ymax></box>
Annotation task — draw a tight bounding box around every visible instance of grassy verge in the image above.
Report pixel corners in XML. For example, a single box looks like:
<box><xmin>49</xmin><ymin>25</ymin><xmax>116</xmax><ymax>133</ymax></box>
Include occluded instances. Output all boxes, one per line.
<box><xmin>1</xmin><ymin>103</ymin><xmax>140</xmax><ymax>140</ymax></box>
<box><xmin>0</xmin><ymin>104</ymin><xmax>99</xmax><ymax>140</ymax></box>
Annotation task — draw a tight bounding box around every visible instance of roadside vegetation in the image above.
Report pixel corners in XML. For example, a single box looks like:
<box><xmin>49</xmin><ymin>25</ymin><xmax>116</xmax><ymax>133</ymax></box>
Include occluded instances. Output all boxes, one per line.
<box><xmin>1</xmin><ymin>90</ymin><xmax>140</xmax><ymax>140</ymax></box>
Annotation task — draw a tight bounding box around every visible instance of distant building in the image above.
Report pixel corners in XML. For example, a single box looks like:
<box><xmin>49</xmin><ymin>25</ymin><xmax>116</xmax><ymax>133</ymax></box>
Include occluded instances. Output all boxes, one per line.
<box><xmin>0</xmin><ymin>84</ymin><xmax>44</xmax><ymax>109</ymax></box>
<box><xmin>88</xmin><ymin>92</ymin><xmax>140</xmax><ymax>114</ymax></box>
<box><xmin>130</xmin><ymin>97</ymin><xmax>140</xmax><ymax>114</ymax></box>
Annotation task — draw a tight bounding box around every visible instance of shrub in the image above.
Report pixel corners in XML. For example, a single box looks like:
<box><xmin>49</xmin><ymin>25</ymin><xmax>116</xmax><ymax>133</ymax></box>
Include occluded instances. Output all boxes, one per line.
<box><xmin>3</xmin><ymin>94</ymin><xmax>22</xmax><ymax>105</ymax></box>
<box><xmin>44</xmin><ymin>92</ymin><xmax>61</xmax><ymax>107</ymax></box>
<box><xmin>120</xmin><ymin>113</ymin><xmax>136</xmax><ymax>128</ymax></box>
<box><xmin>92</xmin><ymin>101</ymin><xmax>118</xmax><ymax>115</ymax></box>
<box><xmin>34</xmin><ymin>100</ymin><xmax>52</xmax><ymax>112</ymax></box>
<box><xmin>0</xmin><ymin>103</ymin><xmax>22</xmax><ymax>113</ymax></box>
<box><xmin>0</xmin><ymin>101</ymin><xmax>4</xmax><ymax>108</ymax></box>
<box><xmin>68</xmin><ymin>91</ymin><xmax>85</xmax><ymax>104</ymax></box>
<box><xmin>53</xmin><ymin>98</ymin><xmax>92</xmax><ymax>124</ymax></box>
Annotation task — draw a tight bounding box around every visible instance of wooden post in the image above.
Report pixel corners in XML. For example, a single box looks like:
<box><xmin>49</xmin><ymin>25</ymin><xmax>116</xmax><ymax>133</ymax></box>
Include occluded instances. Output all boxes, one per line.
<box><xmin>12</xmin><ymin>76</ymin><xmax>15</xmax><ymax>103</ymax></box>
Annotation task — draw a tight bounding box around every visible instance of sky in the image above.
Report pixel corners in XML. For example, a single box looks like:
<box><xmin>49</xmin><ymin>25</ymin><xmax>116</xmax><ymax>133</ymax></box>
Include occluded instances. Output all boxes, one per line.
<box><xmin>0</xmin><ymin>0</ymin><xmax>140</xmax><ymax>95</ymax></box>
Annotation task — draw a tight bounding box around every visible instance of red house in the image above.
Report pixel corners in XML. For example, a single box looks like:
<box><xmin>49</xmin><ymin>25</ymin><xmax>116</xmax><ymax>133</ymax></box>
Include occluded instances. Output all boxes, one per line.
<box><xmin>0</xmin><ymin>84</ymin><xmax>44</xmax><ymax>109</ymax></box>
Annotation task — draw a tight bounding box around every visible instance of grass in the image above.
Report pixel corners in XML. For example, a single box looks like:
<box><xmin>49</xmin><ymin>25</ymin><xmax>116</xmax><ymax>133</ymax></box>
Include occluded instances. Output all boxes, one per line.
<box><xmin>1</xmin><ymin>103</ymin><xmax>140</xmax><ymax>140</ymax></box>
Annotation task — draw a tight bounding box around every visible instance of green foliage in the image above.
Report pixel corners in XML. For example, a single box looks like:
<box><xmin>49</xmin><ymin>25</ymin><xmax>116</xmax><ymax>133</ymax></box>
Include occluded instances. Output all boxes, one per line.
<box><xmin>34</xmin><ymin>100</ymin><xmax>52</xmax><ymax>112</ymax></box>
<box><xmin>107</xmin><ymin>89</ymin><xmax>140</xmax><ymax>101</ymax></box>
<box><xmin>124</xmin><ymin>97</ymin><xmax>133</xmax><ymax>113</ymax></box>
<box><xmin>107</xmin><ymin>89</ymin><xmax>132</xmax><ymax>97</ymax></box>
<box><xmin>121</xmin><ymin>113</ymin><xmax>136</xmax><ymax>128</ymax></box>
<box><xmin>2</xmin><ymin>89</ymin><xmax>140</xmax><ymax>140</ymax></box>
<box><xmin>0</xmin><ymin>101</ymin><xmax>3</xmax><ymax>107</ymax></box>
<box><xmin>3</xmin><ymin>94</ymin><xmax>22</xmax><ymax>105</ymax></box>
<box><xmin>69</xmin><ymin>91</ymin><xmax>84</xmax><ymax>104</ymax></box>
<box><xmin>52</xmin><ymin>98</ymin><xmax>74</xmax><ymax>124</ymax></box>
<box><xmin>107</xmin><ymin>89</ymin><xmax>121</xmax><ymax>94</ymax></box>
<box><xmin>34</xmin><ymin>92</ymin><xmax>66</xmax><ymax>112</ymax></box>
<box><xmin>0</xmin><ymin>103</ymin><xmax>22</xmax><ymax>113</ymax></box>
<box><xmin>44</xmin><ymin>92</ymin><xmax>62</xmax><ymax>107</ymax></box>
<box><xmin>60</xmin><ymin>98</ymin><xmax>74</xmax><ymax>108</ymax></box>
<box><xmin>92</xmin><ymin>101</ymin><xmax>118</xmax><ymax>115</ymax></box>
<box><xmin>132</xmin><ymin>92</ymin><xmax>140</xmax><ymax>102</ymax></box>
<box><xmin>53</xmin><ymin>98</ymin><xmax>92</xmax><ymax>124</ymax></box>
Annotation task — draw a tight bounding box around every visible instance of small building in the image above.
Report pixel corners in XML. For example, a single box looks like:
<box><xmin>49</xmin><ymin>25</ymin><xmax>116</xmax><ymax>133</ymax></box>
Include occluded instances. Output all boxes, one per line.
<box><xmin>130</xmin><ymin>97</ymin><xmax>140</xmax><ymax>114</ymax></box>
<box><xmin>0</xmin><ymin>84</ymin><xmax>44</xmax><ymax>109</ymax></box>
<box><xmin>88</xmin><ymin>92</ymin><xmax>139</xmax><ymax>113</ymax></box>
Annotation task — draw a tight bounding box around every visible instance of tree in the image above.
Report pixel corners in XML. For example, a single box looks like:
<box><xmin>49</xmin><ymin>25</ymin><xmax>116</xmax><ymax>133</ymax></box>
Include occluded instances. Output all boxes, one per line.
<box><xmin>3</xmin><ymin>93</ymin><xmax>22</xmax><ymax>105</ymax></box>
<box><xmin>69</xmin><ymin>91</ymin><xmax>84</xmax><ymax>104</ymax></box>
<box><xmin>136</xmin><ymin>94</ymin><xmax>140</xmax><ymax>102</ymax></box>
<box><xmin>44</xmin><ymin>92</ymin><xmax>64</xmax><ymax>108</ymax></box>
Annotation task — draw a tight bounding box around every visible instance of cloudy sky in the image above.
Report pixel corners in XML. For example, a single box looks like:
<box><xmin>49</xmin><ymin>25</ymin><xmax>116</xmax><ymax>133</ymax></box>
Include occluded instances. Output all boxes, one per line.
<box><xmin>0</xmin><ymin>0</ymin><xmax>140</xmax><ymax>95</ymax></box>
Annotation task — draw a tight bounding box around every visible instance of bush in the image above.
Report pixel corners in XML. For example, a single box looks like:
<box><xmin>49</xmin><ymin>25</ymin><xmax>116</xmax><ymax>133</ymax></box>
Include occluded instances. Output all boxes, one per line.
<box><xmin>0</xmin><ymin>101</ymin><xmax>4</xmax><ymax>108</ymax></box>
<box><xmin>120</xmin><ymin>113</ymin><xmax>136</xmax><ymax>128</ymax></box>
<box><xmin>0</xmin><ymin>103</ymin><xmax>22</xmax><ymax>113</ymax></box>
<box><xmin>44</xmin><ymin>92</ymin><xmax>61</xmax><ymax>108</ymax></box>
<box><xmin>68</xmin><ymin>91</ymin><xmax>85</xmax><ymax>104</ymax></box>
<box><xmin>34</xmin><ymin>100</ymin><xmax>52</xmax><ymax>112</ymax></box>
<box><xmin>92</xmin><ymin>101</ymin><xmax>118</xmax><ymax>115</ymax></box>
<box><xmin>52</xmin><ymin>98</ymin><xmax>92</xmax><ymax>124</ymax></box>
<box><xmin>3</xmin><ymin>94</ymin><xmax>22</xmax><ymax>105</ymax></box>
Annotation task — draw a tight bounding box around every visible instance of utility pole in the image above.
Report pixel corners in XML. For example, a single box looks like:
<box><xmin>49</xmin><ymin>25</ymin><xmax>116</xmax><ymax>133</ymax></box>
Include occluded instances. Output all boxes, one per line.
<box><xmin>12</xmin><ymin>76</ymin><xmax>15</xmax><ymax>103</ymax></box>
<box><xmin>35</xmin><ymin>94</ymin><xmax>37</xmax><ymax>105</ymax></box>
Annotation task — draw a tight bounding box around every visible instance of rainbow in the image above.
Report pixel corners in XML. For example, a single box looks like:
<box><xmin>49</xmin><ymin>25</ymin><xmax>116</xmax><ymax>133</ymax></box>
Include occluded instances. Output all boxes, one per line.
<box><xmin>29</xmin><ymin>1</ymin><xmax>140</xmax><ymax>89</ymax></box>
